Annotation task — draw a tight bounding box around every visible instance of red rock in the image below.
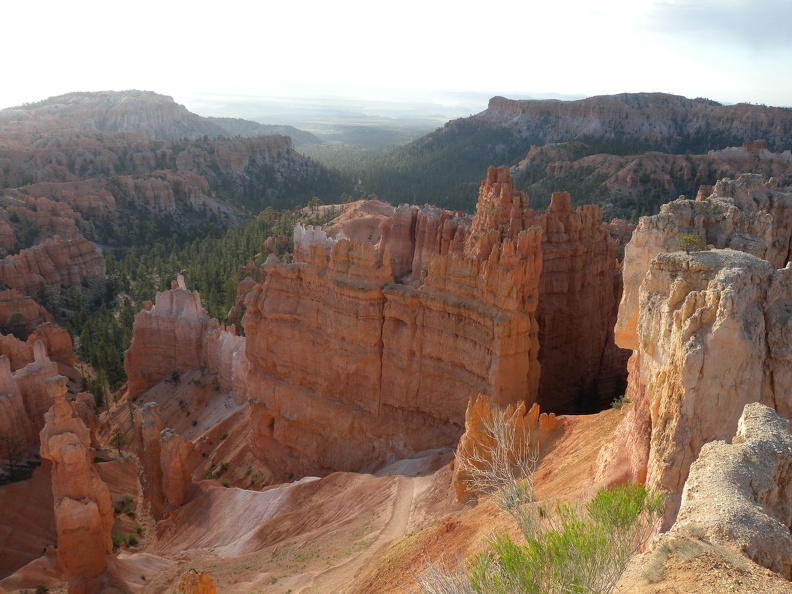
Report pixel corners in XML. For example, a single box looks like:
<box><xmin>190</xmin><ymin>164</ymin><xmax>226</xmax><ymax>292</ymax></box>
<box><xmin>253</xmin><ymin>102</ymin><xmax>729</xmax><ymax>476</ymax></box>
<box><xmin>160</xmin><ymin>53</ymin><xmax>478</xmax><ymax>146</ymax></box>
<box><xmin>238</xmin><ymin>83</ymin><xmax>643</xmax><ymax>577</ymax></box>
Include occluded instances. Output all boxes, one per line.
<box><xmin>452</xmin><ymin>394</ymin><xmax>560</xmax><ymax>501</ymax></box>
<box><xmin>160</xmin><ymin>429</ymin><xmax>193</xmax><ymax>510</ymax></box>
<box><xmin>178</xmin><ymin>570</ymin><xmax>216</xmax><ymax>594</ymax></box>
<box><xmin>125</xmin><ymin>276</ymin><xmax>247</xmax><ymax>400</ymax></box>
<box><xmin>238</xmin><ymin>167</ymin><xmax>621</xmax><ymax>478</ymax></box>
<box><xmin>0</xmin><ymin>289</ymin><xmax>53</xmax><ymax>332</ymax></box>
<box><xmin>133</xmin><ymin>402</ymin><xmax>165</xmax><ymax>519</ymax></box>
<box><xmin>39</xmin><ymin>375</ymin><xmax>120</xmax><ymax>593</ymax></box>
<box><xmin>0</xmin><ymin>236</ymin><xmax>105</xmax><ymax>296</ymax></box>
<box><xmin>27</xmin><ymin>323</ymin><xmax>74</xmax><ymax>366</ymax></box>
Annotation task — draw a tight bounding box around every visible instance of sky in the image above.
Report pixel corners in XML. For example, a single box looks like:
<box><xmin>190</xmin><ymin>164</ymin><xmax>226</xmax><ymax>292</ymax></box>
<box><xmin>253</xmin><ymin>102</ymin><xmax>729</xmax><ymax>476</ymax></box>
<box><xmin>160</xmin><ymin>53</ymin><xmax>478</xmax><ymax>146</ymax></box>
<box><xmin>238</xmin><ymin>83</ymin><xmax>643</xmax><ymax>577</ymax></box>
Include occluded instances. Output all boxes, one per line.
<box><xmin>3</xmin><ymin>0</ymin><xmax>792</xmax><ymax>117</ymax></box>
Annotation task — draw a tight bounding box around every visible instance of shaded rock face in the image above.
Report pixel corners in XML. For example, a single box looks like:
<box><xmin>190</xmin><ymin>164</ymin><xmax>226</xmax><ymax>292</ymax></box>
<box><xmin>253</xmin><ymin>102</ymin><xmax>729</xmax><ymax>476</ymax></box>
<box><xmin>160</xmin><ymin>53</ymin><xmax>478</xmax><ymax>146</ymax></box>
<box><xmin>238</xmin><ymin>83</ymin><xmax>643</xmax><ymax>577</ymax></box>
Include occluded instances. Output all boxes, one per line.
<box><xmin>239</xmin><ymin>167</ymin><xmax>622</xmax><ymax>479</ymax></box>
<box><xmin>0</xmin><ymin>235</ymin><xmax>105</xmax><ymax>296</ymax></box>
<box><xmin>0</xmin><ymin>289</ymin><xmax>53</xmax><ymax>332</ymax></box>
<box><xmin>134</xmin><ymin>403</ymin><xmax>165</xmax><ymax>519</ymax></box>
<box><xmin>124</xmin><ymin>276</ymin><xmax>247</xmax><ymax>401</ymax></box>
<box><xmin>669</xmin><ymin>403</ymin><xmax>792</xmax><ymax>580</ymax></box>
<box><xmin>133</xmin><ymin>402</ymin><xmax>194</xmax><ymax>518</ymax></box>
<box><xmin>38</xmin><ymin>375</ymin><xmax>116</xmax><ymax>594</ymax></box>
<box><xmin>600</xmin><ymin>174</ymin><xmax>792</xmax><ymax>520</ymax></box>
<box><xmin>0</xmin><ymin>340</ymin><xmax>62</xmax><ymax>448</ymax></box>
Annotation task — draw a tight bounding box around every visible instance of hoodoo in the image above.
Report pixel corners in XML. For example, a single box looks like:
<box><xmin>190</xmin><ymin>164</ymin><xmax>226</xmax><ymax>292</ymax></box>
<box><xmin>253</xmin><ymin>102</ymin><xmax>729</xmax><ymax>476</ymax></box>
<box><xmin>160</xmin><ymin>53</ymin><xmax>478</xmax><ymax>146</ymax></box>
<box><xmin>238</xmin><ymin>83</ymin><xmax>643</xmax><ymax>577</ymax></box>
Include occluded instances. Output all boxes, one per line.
<box><xmin>39</xmin><ymin>375</ymin><xmax>125</xmax><ymax>594</ymax></box>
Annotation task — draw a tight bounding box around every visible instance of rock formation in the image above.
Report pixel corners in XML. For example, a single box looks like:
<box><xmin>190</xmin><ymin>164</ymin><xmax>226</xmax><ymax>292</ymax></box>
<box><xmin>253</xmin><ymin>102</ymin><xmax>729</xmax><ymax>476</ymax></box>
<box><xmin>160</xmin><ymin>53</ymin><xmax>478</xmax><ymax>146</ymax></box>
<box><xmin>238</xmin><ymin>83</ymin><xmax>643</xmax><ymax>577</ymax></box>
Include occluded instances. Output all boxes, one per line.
<box><xmin>452</xmin><ymin>394</ymin><xmax>560</xmax><ymax>501</ymax></box>
<box><xmin>0</xmin><ymin>289</ymin><xmax>53</xmax><ymax>332</ymax></box>
<box><xmin>160</xmin><ymin>429</ymin><xmax>193</xmax><ymax>510</ymax></box>
<box><xmin>39</xmin><ymin>375</ymin><xmax>123</xmax><ymax>594</ymax></box>
<box><xmin>0</xmin><ymin>330</ymin><xmax>79</xmax><ymax>451</ymax></box>
<box><xmin>134</xmin><ymin>403</ymin><xmax>165</xmax><ymax>518</ymax></box>
<box><xmin>664</xmin><ymin>403</ymin><xmax>792</xmax><ymax>580</ymax></box>
<box><xmin>125</xmin><ymin>275</ymin><xmax>247</xmax><ymax>400</ymax></box>
<box><xmin>599</xmin><ymin>174</ymin><xmax>792</xmax><ymax>520</ymax></box>
<box><xmin>123</xmin><ymin>168</ymin><xmax>622</xmax><ymax>483</ymax></box>
<box><xmin>510</xmin><ymin>141</ymin><xmax>792</xmax><ymax>220</ymax></box>
<box><xmin>481</xmin><ymin>93</ymin><xmax>792</xmax><ymax>153</ymax></box>
<box><xmin>177</xmin><ymin>570</ymin><xmax>216</xmax><ymax>594</ymax></box>
<box><xmin>238</xmin><ymin>167</ymin><xmax>622</xmax><ymax>479</ymax></box>
<box><xmin>132</xmin><ymin>401</ymin><xmax>196</xmax><ymax>518</ymax></box>
<box><xmin>0</xmin><ymin>235</ymin><xmax>105</xmax><ymax>296</ymax></box>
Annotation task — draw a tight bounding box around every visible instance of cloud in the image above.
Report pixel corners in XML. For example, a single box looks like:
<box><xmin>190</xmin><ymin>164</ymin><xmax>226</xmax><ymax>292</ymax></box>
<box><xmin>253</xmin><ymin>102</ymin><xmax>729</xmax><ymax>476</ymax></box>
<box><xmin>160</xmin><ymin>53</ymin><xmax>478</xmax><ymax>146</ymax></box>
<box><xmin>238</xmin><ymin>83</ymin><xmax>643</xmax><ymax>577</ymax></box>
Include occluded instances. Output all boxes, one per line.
<box><xmin>647</xmin><ymin>0</ymin><xmax>792</xmax><ymax>48</ymax></box>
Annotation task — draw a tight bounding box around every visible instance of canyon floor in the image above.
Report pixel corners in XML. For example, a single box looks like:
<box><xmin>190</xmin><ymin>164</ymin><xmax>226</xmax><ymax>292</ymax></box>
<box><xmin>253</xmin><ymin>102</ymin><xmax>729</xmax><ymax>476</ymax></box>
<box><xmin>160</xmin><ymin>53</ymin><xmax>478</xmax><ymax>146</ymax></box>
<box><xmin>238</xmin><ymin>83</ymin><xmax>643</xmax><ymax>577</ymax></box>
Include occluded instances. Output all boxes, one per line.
<box><xmin>0</xmin><ymin>383</ymin><xmax>625</xmax><ymax>593</ymax></box>
<box><xmin>5</xmin><ymin>390</ymin><xmax>788</xmax><ymax>593</ymax></box>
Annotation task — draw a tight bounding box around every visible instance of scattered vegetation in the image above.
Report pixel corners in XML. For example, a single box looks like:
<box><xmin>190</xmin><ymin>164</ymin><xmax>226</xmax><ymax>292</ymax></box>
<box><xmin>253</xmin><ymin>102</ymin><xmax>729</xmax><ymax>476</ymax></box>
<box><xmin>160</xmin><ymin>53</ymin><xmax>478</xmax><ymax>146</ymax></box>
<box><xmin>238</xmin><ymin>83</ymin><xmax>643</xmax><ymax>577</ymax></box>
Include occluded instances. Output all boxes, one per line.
<box><xmin>109</xmin><ymin>427</ymin><xmax>128</xmax><ymax>457</ymax></box>
<box><xmin>611</xmin><ymin>394</ymin><xmax>631</xmax><ymax>410</ymax></box>
<box><xmin>416</xmin><ymin>404</ymin><xmax>664</xmax><ymax>594</ymax></box>
<box><xmin>116</xmin><ymin>494</ymin><xmax>135</xmax><ymax>515</ymax></box>
<box><xmin>668</xmin><ymin>232</ymin><xmax>707</xmax><ymax>254</ymax></box>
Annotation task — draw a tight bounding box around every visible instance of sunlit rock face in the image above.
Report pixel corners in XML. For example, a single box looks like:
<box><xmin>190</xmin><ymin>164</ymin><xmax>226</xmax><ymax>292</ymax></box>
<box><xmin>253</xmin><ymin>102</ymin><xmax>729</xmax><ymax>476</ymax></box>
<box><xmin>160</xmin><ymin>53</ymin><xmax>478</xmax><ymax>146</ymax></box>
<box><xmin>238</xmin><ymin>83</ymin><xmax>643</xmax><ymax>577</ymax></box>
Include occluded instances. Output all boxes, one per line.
<box><xmin>598</xmin><ymin>174</ymin><xmax>792</xmax><ymax>521</ymax></box>
<box><xmin>670</xmin><ymin>402</ymin><xmax>792</xmax><ymax>579</ymax></box>
<box><xmin>238</xmin><ymin>167</ymin><xmax>622</xmax><ymax>480</ymax></box>
<box><xmin>124</xmin><ymin>167</ymin><xmax>624</xmax><ymax>483</ymax></box>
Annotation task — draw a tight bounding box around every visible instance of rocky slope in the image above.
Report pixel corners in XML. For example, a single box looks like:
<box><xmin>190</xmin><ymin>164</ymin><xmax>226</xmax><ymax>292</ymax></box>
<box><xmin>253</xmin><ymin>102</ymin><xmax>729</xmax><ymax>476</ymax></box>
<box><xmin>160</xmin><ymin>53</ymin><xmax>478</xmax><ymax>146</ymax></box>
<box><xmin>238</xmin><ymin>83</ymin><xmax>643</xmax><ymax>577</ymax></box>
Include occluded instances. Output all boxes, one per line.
<box><xmin>480</xmin><ymin>94</ymin><xmax>792</xmax><ymax>153</ymax></box>
<box><xmin>511</xmin><ymin>140</ymin><xmax>792</xmax><ymax>219</ymax></box>
<box><xmin>0</xmin><ymin>90</ymin><xmax>346</xmax><ymax>276</ymax></box>
<box><xmin>0</xmin><ymin>90</ymin><xmax>226</xmax><ymax>146</ymax></box>
<box><xmin>370</xmin><ymin>92</ymin><xmax>792</xmax><ymax>215</ymax></box>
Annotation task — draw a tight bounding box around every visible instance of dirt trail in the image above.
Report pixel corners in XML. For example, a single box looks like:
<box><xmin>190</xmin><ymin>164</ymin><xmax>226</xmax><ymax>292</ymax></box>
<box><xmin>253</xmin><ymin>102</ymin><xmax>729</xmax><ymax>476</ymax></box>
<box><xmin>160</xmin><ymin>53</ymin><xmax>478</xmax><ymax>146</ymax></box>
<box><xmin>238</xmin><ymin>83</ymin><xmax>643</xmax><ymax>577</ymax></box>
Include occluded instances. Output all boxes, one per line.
<box><xmin>306</xmin><ymin>475</ymin><xmax>415</xmax><ymax>593</ymax></box>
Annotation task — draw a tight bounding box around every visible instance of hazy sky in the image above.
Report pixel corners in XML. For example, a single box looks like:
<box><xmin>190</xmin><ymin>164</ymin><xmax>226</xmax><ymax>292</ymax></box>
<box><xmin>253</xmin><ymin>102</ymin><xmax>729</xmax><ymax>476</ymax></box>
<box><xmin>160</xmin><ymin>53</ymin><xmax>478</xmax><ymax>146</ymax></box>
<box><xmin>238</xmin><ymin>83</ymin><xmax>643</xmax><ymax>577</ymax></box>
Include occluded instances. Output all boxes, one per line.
<box><xmin>4</xmin><ymin>0</ymin><xmax>791</xmax><ymax>115</ymax></box>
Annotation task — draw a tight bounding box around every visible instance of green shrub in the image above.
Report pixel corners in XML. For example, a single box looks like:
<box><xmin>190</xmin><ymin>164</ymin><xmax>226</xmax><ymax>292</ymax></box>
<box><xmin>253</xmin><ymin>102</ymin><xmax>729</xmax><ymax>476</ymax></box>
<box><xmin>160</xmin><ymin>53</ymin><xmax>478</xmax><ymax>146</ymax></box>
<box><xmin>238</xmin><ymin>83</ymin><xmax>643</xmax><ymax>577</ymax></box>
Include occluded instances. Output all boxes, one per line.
<box><xmin>116</xmin><ymin>494</ymin><xmax>134</xmax><ymax>515</ymax></box>
<box><xmin>416</xmin><ymin>402</ymin><xmax>664</xmax><ymax>594</ymax></box>
<box><xmin>611</xmin><ymin>394</ymin><xmax>631</xmax><ymax>410</ymax></box>
<box><xmin>467</xmin><ymin>483</ymin><xmax>664</xmax><ymax>594</ymax></box>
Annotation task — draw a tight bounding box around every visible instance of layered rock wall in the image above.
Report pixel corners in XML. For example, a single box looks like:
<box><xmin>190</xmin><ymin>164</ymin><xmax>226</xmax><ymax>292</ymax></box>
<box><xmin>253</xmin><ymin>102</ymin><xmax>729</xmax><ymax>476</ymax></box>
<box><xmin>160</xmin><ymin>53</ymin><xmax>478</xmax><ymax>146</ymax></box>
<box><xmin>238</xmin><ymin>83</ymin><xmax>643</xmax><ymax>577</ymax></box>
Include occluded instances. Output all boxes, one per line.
<box><xmin>0</xmin><ymin>340</ymin><xmax>62</xmax><ymax>448</ymax></box>
<box><xmin>124</xmin><ymin>276</ymin><xmax>247</xmax><ymax>400</ymax></box>
<box><xmin>0</xmin><ymin>235</ymin><xmax>105</xmax><ymax>296</ymax></box>
<box><xmin>239</xmin><ymin>167</ymin><xmax>622</xmax><ymax>478</ymax></box>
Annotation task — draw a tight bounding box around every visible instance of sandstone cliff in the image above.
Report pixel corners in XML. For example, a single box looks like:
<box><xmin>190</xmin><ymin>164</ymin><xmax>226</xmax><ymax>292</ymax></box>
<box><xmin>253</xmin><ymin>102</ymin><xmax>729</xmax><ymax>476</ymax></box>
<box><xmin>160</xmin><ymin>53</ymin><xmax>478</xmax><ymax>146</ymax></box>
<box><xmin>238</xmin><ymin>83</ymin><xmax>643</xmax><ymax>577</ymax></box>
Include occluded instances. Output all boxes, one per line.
<box><xmin>0</xmin><ymin>290</ymin><xmax>53</xmax><ymax>333</ymax></box>
<box><xmin>0</xmin><ymin>90</ymin><xmax>225</xmax><ymax>145</ymax></box>
<box><xmin>133</xmin><ymin>400</ymin><xmax>196</xmax><ymax>519</ymax></box>
<box><xmin>0</xmin><ymin>235</ymin><xmax>105</xmax><ymax>296</ymax></box>
<box><xmin>599</xmin><ymin>174</ymin><xmax>792</xmax><ymax>519</ymax></box>
<box><xmin>510</xmin><ymin>141</ymin><xmax>792</xmax><ymax>219</ymax></box>
<box><xmin>0</xmin><ymin>341</ymin><xmax>62</xmax><ymax>448</ymax></box>
<box><xmin>125</xmin><ymin>276</ymin><xmax>247</xmax><ymax>401</ymax></box>
<box><xmin>39</xmin><ymin>375</ymin><xmax>124</xmax><ymax>594</ymax></box>
<box><xmin>481</xmin><ymin>93</ymin><xmax>792</xmax><ymax>153</ymax></box>
<box><xmin>239</xmin><ymin>167</ymin><xmax>622</xmax><ymax>479</ymax></box>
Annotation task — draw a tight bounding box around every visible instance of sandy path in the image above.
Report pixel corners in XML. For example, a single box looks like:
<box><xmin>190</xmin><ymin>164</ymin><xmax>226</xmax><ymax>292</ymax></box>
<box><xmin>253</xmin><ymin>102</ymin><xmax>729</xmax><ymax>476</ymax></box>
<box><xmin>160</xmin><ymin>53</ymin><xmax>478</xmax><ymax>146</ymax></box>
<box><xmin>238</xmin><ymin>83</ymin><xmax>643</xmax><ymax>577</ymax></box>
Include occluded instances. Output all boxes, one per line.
<box><xmin>307</xmin><ymin>475</ymin><xmax>415</xmax><ymax>593</ymax></box>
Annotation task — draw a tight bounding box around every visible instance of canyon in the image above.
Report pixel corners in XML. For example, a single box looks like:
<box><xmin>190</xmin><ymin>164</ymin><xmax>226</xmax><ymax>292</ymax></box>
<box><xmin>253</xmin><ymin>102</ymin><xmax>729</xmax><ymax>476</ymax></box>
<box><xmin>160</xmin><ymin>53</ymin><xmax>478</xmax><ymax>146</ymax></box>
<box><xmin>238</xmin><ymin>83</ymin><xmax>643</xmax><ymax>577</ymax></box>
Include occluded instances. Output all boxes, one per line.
<box><xmin>123</xmin><ymin>167</ymin><xmax>625</xmax><ymax>485</ymax></box>
<box><xmin>1</xmin><ymin>88</ymin><xmax>792</xmax><ymax>593</ymax></box>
